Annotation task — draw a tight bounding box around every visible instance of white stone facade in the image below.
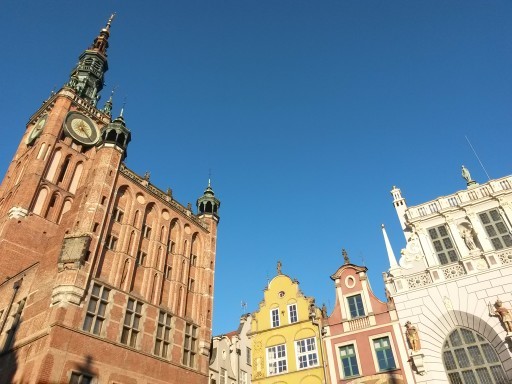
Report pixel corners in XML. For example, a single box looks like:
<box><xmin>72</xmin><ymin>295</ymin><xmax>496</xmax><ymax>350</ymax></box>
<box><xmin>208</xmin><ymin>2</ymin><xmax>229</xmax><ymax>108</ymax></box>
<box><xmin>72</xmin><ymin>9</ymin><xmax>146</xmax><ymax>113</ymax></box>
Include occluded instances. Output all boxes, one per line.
<box><xmin>384</xmin><ymin>175</ymin><xmax>512</xmax><ymax>383</ymax></box>
<box><xmin>209</xmin><ymin>314</ymin><xmax>253</xmax><ymax>384</ymax></box>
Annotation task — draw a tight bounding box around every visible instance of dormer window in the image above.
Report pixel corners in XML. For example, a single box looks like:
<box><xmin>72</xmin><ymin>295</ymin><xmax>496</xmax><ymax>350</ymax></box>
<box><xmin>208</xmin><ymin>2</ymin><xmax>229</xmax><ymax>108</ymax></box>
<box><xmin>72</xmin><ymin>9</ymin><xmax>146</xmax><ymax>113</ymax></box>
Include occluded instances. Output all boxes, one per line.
<box><xmin>347</xmin><ymin>294</ymin><xmax>365</xmax><ymax>318</ymax></box>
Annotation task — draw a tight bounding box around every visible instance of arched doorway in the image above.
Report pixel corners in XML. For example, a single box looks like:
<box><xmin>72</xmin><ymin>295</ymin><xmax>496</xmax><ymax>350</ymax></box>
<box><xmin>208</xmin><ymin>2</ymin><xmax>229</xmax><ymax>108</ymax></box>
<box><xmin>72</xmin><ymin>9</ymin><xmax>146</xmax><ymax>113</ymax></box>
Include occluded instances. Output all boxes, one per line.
<box><xmin>442</xmin><ymin>327</ymin><xmax>508</xmax><ymax>383</ymax></box>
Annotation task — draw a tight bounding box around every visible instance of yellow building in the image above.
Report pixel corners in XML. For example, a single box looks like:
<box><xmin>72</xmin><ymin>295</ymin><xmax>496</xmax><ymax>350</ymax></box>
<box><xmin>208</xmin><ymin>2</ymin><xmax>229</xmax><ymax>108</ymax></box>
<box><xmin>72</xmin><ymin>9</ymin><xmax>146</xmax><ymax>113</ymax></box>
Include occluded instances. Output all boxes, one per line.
<box><xmin>250</xmin><ymin>263</ymin><xmax>327</xmax><ymax>384</ymax></box>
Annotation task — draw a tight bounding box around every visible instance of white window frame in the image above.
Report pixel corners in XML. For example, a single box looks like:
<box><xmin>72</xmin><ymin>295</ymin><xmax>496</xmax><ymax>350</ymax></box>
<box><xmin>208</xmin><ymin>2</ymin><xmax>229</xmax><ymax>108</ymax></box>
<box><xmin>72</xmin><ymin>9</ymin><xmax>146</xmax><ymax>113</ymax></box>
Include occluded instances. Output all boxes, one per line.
<box><xmin>295</xmin><ymin>337</ymin><xmax>319</xmax><ymax>370</ymax></box>
<box><xmin>220</xmin><ymin>368</ymin><xmax>227</xmax><ymax>384</ymax></box>
<box><xmin>370</xmin><ymin>332</ymin><xmax>399</xmax><ymax>372</ymax></box>
<box><xmin>270</xmin><ymin>308</ymin><xmax>280</xmax><ymax>328</ymax></box>
<box><xmin>345</xmin><ymin>293</ymin><xmax>365</xmax><ymax>319</ymax></box>
<box><xmin>288</xmin><ymin>303</ymin><xmax>298</xmax><ymax>324</ymax></box>
<box><xmin>240</xmin><ymin>370</ymin><xmax>248</xmax><ymax>384</ymax></box>
<box><xmin>266</xmin><ymin>344</ymin><xmax>287</xmax><ymax>376</ymax></box>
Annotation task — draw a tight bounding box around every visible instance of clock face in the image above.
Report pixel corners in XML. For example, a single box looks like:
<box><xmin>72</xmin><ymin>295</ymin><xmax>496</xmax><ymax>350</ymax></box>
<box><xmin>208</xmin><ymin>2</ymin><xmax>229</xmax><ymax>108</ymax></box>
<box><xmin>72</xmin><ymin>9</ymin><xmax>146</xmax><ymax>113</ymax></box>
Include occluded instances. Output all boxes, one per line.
<box><xmin>64</xmin><ymin>112</ymin><xmax>99</xmax><ymax>145</ymax></box>
<box><xmin>26</xmin><ymin>114</ymin><xmax>48</xmax><ymax>145</ymax></box>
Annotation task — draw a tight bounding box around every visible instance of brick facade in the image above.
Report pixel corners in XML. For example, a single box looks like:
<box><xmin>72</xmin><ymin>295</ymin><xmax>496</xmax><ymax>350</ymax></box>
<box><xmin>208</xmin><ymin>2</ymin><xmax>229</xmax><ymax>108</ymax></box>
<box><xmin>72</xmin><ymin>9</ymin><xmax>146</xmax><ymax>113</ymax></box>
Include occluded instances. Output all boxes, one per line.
<box><xmin>0</xmin><ymin>18</ymin><xmax>219</xmax><ymax>384</ymax></box>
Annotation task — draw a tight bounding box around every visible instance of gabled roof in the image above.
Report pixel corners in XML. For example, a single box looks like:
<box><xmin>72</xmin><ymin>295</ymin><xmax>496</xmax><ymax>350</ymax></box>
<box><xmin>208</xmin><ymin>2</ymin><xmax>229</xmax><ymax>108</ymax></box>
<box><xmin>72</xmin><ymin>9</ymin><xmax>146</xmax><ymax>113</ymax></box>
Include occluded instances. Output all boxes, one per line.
<box><xmin>330</xmin><ymin>263</ymin><xmax>367</xmax><ymax>280</ymax></box>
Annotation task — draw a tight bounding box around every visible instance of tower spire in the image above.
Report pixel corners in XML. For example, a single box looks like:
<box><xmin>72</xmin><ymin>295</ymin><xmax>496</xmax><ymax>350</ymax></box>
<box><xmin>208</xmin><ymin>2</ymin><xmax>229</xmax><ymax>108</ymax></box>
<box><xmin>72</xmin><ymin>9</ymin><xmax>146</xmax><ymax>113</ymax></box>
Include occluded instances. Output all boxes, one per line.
<box><xmin>66</xmin><ymin>14</ymin><xmax>116</xmax><ymax>105</ymax></box>
<box><xmin>381</xmin><ymin>224</ymin><xmax>398</xmax><ymax>269</ymax></box>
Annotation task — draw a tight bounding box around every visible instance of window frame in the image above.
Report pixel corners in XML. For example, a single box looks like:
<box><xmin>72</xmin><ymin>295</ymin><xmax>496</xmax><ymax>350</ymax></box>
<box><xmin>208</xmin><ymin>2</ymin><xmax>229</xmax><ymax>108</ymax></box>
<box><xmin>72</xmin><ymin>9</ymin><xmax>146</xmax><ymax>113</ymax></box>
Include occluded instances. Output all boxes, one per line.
<box><xmin>370</xmin><ymin>333</ymin><xmax>398</xmax><ymax>372</ymax></box>
<box><xmin>69</xmin><ymin>371</ymin><xmax>93</xmax><ymax>384</ymax></box>
<box><xmin>288</xmin><ymin>303</ymin><xmax>298</xmax><ymax>324</ymax></box>
<box><xmin>346</xmin><ymin>294</ymin><xmax>365</xmax><ymax>319</ymax></box>
<box><xmin>246</xmin><ymin>346</ymin><xmax>252</xmax><ymax>366</ymax></box>
<box><xmin>295</xmin><ymin>337</ymin><xmax>319</xmax><ymax>370</ymax></box>
<box><xmin>154</xmin><ymin>311</ymin><xmax>172</xmax><ymax>358</ymax></box>
<box><xmin>443</xmin><ymin>327</ymin><xmax>508</xmax><ymax>384</ymax></box>
<box><xmin>240</xmin><ymin>370</ymin><xmax>248</xmax><ymax>384</ymax></box>
<box><xmin>427</xmin><ymin>224</ymin><xmax>459</xmax><ymax>265</ymax></box>
<box><xmin>337</xmin><ymin>342</ymin><xmax>361</xmax><ymax>379</ymax></box>
<box><xmin>219</xmin><ymin>368</ymin><xmax>227</xmax><ymax>384</ymax></box>
<box><xmin>183</xmin><ymin>322</ymin><xmax>198</xmax><ymax>368</ymax></box>
<box><xmin>120</xmin><ymin>298</ymin><xmax>143</xmax><ymax>348</ymax></box>
<box><xmin>83</xmin><ymin>283</ymin><xmax>110</xmax><ymax>336</ymax></box>
<box><xmin>478</xmin><ymin>208</ymin><xmax>512</xmax><ymax>250</ymax></box>
<box><xmin>266</xmin><ymin>343</ymin><xmax>288</xmax><ymax>376</ymax></box>
<box><xmin>270</xmin><ymin>308</ymin><xmax>280</xmax><ymax>328</ymax></box>
<box><xmin>105</xmin><ymin>234</ymin><xmax>118</xmax><ymax>250</ymax></box>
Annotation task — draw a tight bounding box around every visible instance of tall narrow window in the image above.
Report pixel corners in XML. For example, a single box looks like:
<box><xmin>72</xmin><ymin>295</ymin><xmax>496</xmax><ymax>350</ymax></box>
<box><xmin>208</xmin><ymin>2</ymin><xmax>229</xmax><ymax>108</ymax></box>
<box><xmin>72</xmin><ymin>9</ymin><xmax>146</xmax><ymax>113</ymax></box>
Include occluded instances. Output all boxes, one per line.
<box><xmin>288</xmin><ymin>304</ymin><xmax>298</xmax><ymax>324</ymax></box>
<box><xmin>183</xmin><ymin>323</ymin><xmax>198</xmax><ymax>368</ymax></box>
<box><xmin>121</xmin><ymin>298</ymin><xmax>143</xmax><ymax>348</ymax></box>
<box><xmin>295</xmin><ymin>337</ymin><xmax>318</xmax><ymax>369</ymax></box>
<box><xmin>339</xmin><ymin>344</ymin><xmax>360</xmax><ymax>378</ymax></box>
<box><xmin>267</xmin><ymin>344</ymin><xmax>287</xmax><ymax>375</ymax></box>
<box><xmin>347</xmin><ymin>294</ymin><xmax>365</xmax><ymax>318</ymax></box>
<box><xmin>112</xmin><ymin>208</ymin><xmax>124</xmax><ymax>223</ymax></box>
<box><xmin>57</xmin><ymin>155</ymin><xmax>71</xmax><ymax>184</ymax></box>
<box><xmin>220</xmin><ymin>368</ymin><xmax>227</xmax><ymax>384</ymax></box>
<box><xmin>428</xmin><ymin>225</ymin><xmax>459</xmax><ymax>265</ymax></box>
<box><xmin>83</xmin><ymin>283</ymin><xmax>110</xmax><ymax>336</ymax></box>
<box><xmin>45</xmin><ymin>149</ymin><xmax>61</xmax><ymax>182</ymax></box>
<box><xmin>154</xmin><ymin>311</ymin><xmax>172</xmax><ymax>358</ymax></box>
<box><xmin>479</xmin><ymin>209</ymin><xmax>512</xmax><ymax>250</ymax></box>
<box><xmin>240</xmin><ymin>370</ymin><xmax>248</xmax><ymax>384</ymax></box>
<box><xmin>105</xmin><ymin>235</ymin><xmax>118</xmax><ymax>250</ymax></box>
<box><xmin>33</xmin><ymin>188</ymin><xmax>48</xmax><ymax>215</ymax></box>
<box><xmin>136</xmin><ymin>251</ymin><xmax>146</xmax><ymax>266</ymax></box>
<box><xmin>271</xmin><ymin>308</ymin><xmax>280</xmax><ymax>328</ymax></box>
<box><xmin>373</xmin><ymin>336</ymin><xmax>396</xmax><ymax>371</ymax></box>
<box><xmin>2</xmin><ymin>299</ymin><xmax>25</xmax><ymax>352</ymax></box>
<box><xmin>68</xmin><ymin>162</ymin><xmax>83</xmax><ymax>194</ymax></box>
<box><xmin>246</xmin><ymin>347</ymin><xmax>252</xmax><ymax>366</ymax></box>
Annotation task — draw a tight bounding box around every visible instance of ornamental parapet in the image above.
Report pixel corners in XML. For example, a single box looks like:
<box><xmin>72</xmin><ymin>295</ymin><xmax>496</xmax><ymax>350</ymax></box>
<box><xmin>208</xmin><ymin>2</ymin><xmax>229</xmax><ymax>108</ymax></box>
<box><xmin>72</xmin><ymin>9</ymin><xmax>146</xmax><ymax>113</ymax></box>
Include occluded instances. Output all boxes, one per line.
<box><xmin>406</xmin><ymin>176</ymin><xmax>512</xmax><ymax>220</ymax></box>
<box><xmin>119</xmin><ymin>164</ymin><xmax>207</xmax><ymax>230</ymax></box>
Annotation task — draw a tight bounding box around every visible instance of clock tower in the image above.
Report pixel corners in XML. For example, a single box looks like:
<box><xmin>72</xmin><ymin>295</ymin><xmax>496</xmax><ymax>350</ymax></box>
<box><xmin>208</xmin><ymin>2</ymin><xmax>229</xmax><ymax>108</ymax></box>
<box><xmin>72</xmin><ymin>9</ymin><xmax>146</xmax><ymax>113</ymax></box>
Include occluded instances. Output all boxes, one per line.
<box><xmin>0</xmin><ymin>16</ymin><xmax>219</xmax><ymax>384</ymax></box>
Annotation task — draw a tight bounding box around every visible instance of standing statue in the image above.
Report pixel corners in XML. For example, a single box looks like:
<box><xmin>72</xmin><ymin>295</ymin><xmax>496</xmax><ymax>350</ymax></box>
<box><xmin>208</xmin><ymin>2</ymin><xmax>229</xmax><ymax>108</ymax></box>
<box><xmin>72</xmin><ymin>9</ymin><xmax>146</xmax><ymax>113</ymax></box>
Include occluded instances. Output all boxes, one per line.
<box><xmin>461</xmin><ymin>228</ymin><xmax>477</xmax><ymax>251</ymax></box>
<box><xmin>277</xmin><ymin>260</ymin><xmax>282</xmax><ymax>275</ymax></box>
<box><xmin>493</xmin><ymin>299</ymin><xmax>512</xmax><ymax>334</ymax></box>
<box><xmin>461</xmin><ymin>165</ymin><xmax>473</xmax><ymax>183</ymax></box>
<box><xmin>321</xmin><ymin>303</ymin><xmax>328</xmax><ymax>318</ymax></box>
<box><xmin>405</xmin><ymin>321</ymin><xmax>421</xmax><ymax>352</ymax></box>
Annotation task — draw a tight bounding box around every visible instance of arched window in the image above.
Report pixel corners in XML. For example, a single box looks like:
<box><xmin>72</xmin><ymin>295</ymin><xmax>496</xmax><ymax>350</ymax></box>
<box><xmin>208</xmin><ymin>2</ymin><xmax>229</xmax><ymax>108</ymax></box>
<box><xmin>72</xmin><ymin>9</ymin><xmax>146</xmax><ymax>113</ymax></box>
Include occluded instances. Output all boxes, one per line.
<box><xmin>33</xmin><ymin>188</ymin><xmax>48</xmax><ymax>215</ymax></box>
<box><xmin>45</xmin><ymin>193</ymin><xmax>60</xmax><ymax>221</ymax></box>
<box><xmin>45</xmin><ymin>149</ymin><xmax>62</xmax><ymax>182</ymax></box>
<box><xmin>443</xmin><ymin>327</ymin><xmax>508</xmax><ymax>383</ymax></box>
<box><xmin>37</xmin><ymin>143</ymin><xmax>46</xmax><ymax>160</ymax></box>
<box><xmin>68</xmin><ymin>162</ymin><xmax>83</xmax><ymax>194</ymax></box>
<box><xmin>57</xmin><ymin>199</ymin><xmax>72</xmax><ymax>224</ymax></box>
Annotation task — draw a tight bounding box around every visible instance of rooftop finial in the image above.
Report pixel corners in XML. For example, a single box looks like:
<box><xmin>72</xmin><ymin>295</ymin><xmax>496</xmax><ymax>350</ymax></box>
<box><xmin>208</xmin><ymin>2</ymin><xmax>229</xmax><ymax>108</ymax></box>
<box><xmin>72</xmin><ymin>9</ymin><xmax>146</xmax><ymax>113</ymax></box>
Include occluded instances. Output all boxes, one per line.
<box><xmin>342</xmin><ymin>249</ymin><xmax>350</xmax><ymax>264</ymax></box>
<box><xmin>120</xmin><ymin>97</ymin><xmax>126</xmax><ymax>117</ymax></box>
<box><xmin>106</xmin><ymin>13</ymin><xmax>116</xmax><ymax>30</ymax></box>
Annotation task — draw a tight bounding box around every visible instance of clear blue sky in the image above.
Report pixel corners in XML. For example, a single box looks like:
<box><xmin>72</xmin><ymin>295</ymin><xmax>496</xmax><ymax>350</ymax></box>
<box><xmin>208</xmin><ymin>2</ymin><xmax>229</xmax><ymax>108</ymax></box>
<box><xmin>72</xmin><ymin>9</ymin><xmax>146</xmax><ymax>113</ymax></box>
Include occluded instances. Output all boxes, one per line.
<box><xmin>1</xmin><ymin>1</ymin><xmax>512</xmax><ymax>335</ymax></box>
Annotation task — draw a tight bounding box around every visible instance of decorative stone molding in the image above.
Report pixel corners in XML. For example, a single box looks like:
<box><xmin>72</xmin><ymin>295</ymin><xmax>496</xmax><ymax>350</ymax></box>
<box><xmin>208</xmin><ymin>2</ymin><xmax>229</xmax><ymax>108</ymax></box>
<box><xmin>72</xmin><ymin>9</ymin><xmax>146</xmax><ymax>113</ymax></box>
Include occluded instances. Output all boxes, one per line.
<box><xmin>8</xmin><ymin>206</ymin><xmax>28</xmax><ymax>219</ymax></box>
<box><xmin>410</xmin><ymin>352</ymin><xmax>426</xmax><ymax>375</ymax></box>
<box><xmin>406</xmin><ymin>272</ymin><xmax>432</xmax><ymax>289</ymax></box>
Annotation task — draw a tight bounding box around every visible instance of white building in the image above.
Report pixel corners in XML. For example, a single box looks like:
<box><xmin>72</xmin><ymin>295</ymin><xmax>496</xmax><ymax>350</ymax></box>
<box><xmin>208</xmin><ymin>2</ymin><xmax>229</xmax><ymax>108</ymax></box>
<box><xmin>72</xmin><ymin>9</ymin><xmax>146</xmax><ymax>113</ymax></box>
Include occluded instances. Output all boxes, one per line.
<box><xmin>209</xmin><ymin>314</ymin><xmax>252</xmax><ymax>384</ymax></box>
<box><xmin>383</xmin><ymin>170</ymin><xmax>512</xmax><ymax>383</ymax></box>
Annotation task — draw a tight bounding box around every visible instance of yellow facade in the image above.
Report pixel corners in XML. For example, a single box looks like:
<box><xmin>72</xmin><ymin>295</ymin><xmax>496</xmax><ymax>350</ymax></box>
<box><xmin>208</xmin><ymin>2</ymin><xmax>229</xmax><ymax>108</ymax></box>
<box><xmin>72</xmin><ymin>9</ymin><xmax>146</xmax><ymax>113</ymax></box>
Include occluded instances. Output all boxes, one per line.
<box><xmin>250</xmin><ymin>272</ymin><xmax>326</xmax><ymax>384</ymax></box>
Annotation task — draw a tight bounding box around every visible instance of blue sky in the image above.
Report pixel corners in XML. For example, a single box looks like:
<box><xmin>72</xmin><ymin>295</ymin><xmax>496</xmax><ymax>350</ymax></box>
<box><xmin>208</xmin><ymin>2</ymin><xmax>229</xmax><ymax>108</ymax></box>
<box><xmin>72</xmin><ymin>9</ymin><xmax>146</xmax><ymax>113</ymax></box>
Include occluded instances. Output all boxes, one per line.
<box><xmin>1</xmin><ymin>1</ymin><xmax>512</xmax><ymax>335</ymax></box>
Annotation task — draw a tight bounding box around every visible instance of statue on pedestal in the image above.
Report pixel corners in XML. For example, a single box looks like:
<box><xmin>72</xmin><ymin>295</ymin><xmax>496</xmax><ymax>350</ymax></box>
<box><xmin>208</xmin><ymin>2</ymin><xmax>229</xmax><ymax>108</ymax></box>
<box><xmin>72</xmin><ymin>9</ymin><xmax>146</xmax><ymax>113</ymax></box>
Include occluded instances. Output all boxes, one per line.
<box><xmin>405</xmin><ymin>321</ymin><xmax>421</xmax><ymax>352</ymax></box>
